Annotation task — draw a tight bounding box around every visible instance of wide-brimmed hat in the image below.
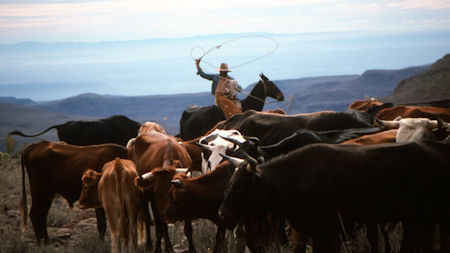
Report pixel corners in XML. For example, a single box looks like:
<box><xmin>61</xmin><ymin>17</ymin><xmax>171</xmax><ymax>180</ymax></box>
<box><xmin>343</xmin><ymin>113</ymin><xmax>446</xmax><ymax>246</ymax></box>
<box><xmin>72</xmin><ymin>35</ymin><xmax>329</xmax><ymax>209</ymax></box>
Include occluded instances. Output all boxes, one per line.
<box><xmin>218</xmin><ymin>63</ymin><xmax>231</xmax><ymax>72</ymax></box>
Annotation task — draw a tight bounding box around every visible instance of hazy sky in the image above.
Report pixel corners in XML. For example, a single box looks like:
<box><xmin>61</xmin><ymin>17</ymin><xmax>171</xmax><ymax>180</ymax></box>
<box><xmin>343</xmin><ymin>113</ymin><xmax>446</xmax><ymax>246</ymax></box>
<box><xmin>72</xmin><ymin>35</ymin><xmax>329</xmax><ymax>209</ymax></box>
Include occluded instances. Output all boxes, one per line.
<box><xmin>1</xmin><ymin>0</ymin><xmax>450</xmax><ymax>43</ymax></box>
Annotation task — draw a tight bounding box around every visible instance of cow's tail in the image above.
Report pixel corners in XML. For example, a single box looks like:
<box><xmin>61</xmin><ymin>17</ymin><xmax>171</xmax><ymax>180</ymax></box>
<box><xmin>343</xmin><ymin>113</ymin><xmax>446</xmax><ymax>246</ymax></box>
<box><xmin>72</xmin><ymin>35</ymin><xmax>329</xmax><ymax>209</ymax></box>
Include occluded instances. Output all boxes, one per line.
<box><xmin>9</xmin><ymin>123</ymin><xmax>64</xmax><ymax>138</ymax></box>
<box><xmin>137</xmin><ymin>195</ymin><xmax>147</xmax><ymax>246</ymax></box>
<box><xmin>19</xmin><ymin>152</ymin><xmax>28</xmax><ymax>233</ymax></box>
<box><xmin>115</xmin><ymin>159</ymin><xmax>129</xmax><ymax>242</ymax></box>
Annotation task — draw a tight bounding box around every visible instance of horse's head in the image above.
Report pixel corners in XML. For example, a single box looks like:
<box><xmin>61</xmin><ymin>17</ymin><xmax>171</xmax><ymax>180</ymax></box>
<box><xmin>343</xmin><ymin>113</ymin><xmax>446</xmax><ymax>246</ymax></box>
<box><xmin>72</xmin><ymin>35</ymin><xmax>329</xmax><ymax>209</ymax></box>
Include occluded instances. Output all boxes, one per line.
<box><xmin>259</xmin><ymin>73</ymin><xmax>284</xmax><ymax>101</ymax></box>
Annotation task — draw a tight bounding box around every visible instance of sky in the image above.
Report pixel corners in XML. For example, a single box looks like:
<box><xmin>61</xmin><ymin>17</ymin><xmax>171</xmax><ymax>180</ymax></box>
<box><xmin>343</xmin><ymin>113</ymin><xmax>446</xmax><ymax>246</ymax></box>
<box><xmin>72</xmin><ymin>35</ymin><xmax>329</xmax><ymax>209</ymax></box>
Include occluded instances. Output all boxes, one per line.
<box><xmin>1</xmin><ymin>0</ymin><xmax>450</xmax><ymax>43</ymax></box>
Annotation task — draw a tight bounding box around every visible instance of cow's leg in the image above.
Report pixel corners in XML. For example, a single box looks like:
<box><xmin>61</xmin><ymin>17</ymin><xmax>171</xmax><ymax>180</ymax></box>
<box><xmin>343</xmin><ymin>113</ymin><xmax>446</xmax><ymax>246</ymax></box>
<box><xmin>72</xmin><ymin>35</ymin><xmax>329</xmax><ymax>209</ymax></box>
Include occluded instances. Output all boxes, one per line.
<box><xmin>289</xmin><ymin>226</ymin><xmax>307</xmax><ymax>253</ymax></box>
<box><xmin>184</xmin><ymin>220</ymin><xmax>196</xmax><ymax>253</ymax></box>
<box><xmin>367</xmin><ymin>221</ymin><xmax>380</xmax><ymax>253</ymax></box>
<box><xmin>440</xmin><ymin>221</ymin><xmax>450</xmax><ymax>253</ymax></box>
<box><xmin>105</xmin><ymin>204</ymin><xmax>120</xmax><ymax>253</ymax></box>
<box><xmin>95</xmin><ymin>208</ymin><xmax>107</xmax><ymax>240</ymax></box>
<box><xmin>313</xmin><ymin>230</ymin><xmax>340</xmax><ymax>253</ymax></box>
<box><xmin>212</xmin><ymin>225</ymin><xmax>226</xmax><ymax>253</ymax></box>
<box><xmin>129</xmin><ymin>212</ymin><xmax>138</xmax><ymax>253</ymax></box>
<box><xmin>29</xmin><ymin>190</ymin><xmax>55</xmax><ymax>245</ymax></box>
<box><xmin>150</xmin><ymin>198</ymin><xmax>174</xmax><ymax>253</ymax></box>
<box><xmin>142</xmin><ymin>200</ymin><xmax>153</xmax><ymax>251</ymax></box>
<box><xmin>162</xmin><ymin>220</ymin><xmax>173</xmax><ymax>253</ymax></box>
<box><xmin>278</xmin><ymin>219</ymin><xmax>289</xmax><ymax>247</ymax></box>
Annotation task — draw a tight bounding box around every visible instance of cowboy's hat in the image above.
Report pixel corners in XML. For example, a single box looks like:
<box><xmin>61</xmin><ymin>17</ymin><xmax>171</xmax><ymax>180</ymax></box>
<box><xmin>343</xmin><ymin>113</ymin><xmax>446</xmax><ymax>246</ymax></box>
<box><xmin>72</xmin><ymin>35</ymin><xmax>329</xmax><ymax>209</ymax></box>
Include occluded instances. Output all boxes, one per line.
<box><xmin>218</xmin><ymin>63</ymin><xmax>231</xmax><ymax>72</ymax></box>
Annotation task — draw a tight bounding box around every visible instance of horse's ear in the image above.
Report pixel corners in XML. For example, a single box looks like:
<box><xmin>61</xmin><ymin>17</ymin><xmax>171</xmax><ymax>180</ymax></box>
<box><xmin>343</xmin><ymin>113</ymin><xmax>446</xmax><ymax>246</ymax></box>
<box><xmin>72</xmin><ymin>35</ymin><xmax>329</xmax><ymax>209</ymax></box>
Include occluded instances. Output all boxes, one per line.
<box><xmin>260</xmin><ymin>73</ymin><xmax>268</xmax><ymax>82</ymax></box>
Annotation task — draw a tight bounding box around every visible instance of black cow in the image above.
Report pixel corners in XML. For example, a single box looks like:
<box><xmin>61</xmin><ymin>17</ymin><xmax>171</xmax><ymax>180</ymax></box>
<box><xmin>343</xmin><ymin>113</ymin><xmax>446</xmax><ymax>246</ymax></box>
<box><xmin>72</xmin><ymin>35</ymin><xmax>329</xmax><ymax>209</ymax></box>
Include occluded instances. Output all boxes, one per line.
<box><xmin>223</xmin><ymin>127</ymin><xmax>386</xmax><ymax>161</ymax></box>
<box><xmin>217</xmin><ymin>110</ymin><xmax>375</xmax><ymax>145</ymax></box>
<box><xmin>219</xmin><ymin>141</ymin><xmax>450</xmax><ymax>253</ymax></box>
<box><xmin>179</xmin><ymin>105</ymin><xmax>226</xmax><ymax>141</ymax></box>
<box><xmin>9</xmin><ymin>115</ymin><xmax>140</xmax><ymax>146</ymax></box>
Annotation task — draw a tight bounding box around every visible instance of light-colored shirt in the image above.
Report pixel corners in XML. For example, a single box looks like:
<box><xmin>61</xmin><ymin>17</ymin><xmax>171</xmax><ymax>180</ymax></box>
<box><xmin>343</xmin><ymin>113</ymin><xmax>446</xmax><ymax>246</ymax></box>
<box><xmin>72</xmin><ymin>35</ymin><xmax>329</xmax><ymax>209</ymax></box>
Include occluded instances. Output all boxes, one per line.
<box><xmin>197</xmin><ymin>66</ymin><xmax>242</xmax><ymax>96</ymax></box>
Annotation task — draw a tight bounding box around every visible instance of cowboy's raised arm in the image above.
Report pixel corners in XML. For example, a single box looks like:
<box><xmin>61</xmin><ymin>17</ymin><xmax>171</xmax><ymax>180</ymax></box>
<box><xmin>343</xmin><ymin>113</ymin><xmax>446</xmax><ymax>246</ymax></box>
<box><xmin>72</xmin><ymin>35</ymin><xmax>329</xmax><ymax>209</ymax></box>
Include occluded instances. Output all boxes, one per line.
<box><xmin>195</xmin><ymin>59</ymin><xmax>214</xmax><ymax>81</ymax></box>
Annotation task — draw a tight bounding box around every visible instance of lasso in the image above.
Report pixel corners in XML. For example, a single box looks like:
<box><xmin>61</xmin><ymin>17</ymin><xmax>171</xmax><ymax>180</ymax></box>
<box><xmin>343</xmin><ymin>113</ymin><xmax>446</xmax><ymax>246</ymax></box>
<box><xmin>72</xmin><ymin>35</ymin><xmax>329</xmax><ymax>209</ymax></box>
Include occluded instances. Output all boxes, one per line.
<box><xmin>189</xmin><ymin>34</ymin><xmax>279</xmax><ymax>69</ymax></box>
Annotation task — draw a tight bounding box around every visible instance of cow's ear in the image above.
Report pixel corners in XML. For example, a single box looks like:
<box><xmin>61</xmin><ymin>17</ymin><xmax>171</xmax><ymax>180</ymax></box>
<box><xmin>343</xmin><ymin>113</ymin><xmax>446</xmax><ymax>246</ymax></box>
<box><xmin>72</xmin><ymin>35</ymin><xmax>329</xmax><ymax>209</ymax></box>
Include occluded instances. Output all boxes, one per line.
<box><xmin>82</xmin><ymin>169</ymin><xmax>101</xmax><ymax>187</ymax></box>
<box><xmin>134</xmin><ymin>174</ymin><xmax>152</xmax><ymax>190</ymax></box>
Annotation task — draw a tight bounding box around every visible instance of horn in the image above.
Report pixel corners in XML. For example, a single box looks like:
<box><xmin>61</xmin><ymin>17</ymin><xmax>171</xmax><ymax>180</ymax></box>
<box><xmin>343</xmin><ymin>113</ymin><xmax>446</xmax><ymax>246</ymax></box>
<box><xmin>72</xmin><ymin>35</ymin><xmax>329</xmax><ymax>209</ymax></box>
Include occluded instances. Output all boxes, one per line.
<box><xmin>220</xmin><ymin>153</ymin><xmax>245</xmax><ymax>167</ymax></box>
<box><xmin>220</xmin><ymin>135</ymin><xmax>245</xmax><ymax>146</ymax></box>
<box><xmin>244</xmin><ymin>136</ymin><xmax>260</xmax><ymax>146</ymax></box>
<box><xmin>239</xmin><ymin>149</ymin><xmax>258</xmax><ymax>167</ymax></box>
<box><xmin>376</xmin><ymin>119</ymin><xmax>401</xmax><ymax>129</ymax></box>
<box><xmin>141</xmin><ymin>172</ymin><xmax>153</xmax><ymax>180</ymax></box>
<box><xmin>186</xmin><ymin>172</ymin><xmax>192</xmax><ymax>177</ymax></box>
<box><xmin>196</xmin><ymin>142</ymin><xmax>213</xmax><ymax>151</ymax></box>
<box><xmin>427</xmin><ymin>120</ymin><xmax>439</xmax><ymax>129</ymax></box>
<box><xmin>175</xmin><ymin>168</ymin><xmax>189</xmax><ymax>173</ymax></box>
<box><xmin>171</xmin><ymin>179</ymin><xmax>182</xmax><ymax>188</ymax></box>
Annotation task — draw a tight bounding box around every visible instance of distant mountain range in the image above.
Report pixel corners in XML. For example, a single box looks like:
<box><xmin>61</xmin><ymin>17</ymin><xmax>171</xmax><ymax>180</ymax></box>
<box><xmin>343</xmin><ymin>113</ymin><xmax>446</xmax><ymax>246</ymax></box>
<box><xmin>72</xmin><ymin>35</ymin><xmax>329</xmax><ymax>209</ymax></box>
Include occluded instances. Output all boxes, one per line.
<box><xmin>1</xmin><ymin>54</ymin><xmax>450</xmax><ymax>152</ymax></box>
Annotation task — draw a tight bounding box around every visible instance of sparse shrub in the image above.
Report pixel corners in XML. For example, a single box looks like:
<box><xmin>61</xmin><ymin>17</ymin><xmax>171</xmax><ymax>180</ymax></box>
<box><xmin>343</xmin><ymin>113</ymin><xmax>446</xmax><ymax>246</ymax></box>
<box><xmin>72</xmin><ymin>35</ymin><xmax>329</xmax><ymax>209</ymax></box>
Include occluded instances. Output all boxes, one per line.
<box><xmin>0</xmin><ymin>230</ymin><xmax>30</xmax><ymax>253</ymax></box>
<box><xmin>66</xmin><ymin>231</ymin><xmax>110</xmax><ymax>253</ymax></box>
<box><xmin>5</xmin><ymin>135</ymin><xmax>17</xmax><ymax>155</ymax></box>
<box><xmin>47</xmin><ymin>198</ymin><xmax>73</xmax><ymax>228</ymax></box>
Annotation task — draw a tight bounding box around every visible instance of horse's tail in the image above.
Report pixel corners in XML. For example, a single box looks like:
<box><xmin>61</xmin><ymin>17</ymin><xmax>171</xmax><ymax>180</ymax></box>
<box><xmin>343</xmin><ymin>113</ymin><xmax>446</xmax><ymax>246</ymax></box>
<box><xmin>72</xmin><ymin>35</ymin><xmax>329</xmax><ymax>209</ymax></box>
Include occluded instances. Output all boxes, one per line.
<box><xmin>9</xmin><ymin>123</ymin><xmax>65</xmax><ymax>138</ymax></box>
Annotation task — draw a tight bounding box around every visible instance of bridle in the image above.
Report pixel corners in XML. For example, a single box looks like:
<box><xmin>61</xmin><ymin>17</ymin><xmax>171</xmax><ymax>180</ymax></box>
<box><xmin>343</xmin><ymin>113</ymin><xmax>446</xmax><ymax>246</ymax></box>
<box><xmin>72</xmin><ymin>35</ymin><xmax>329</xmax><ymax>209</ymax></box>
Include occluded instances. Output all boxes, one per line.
<box><xmin>240</xmin><ymin>78</ymin><xmax>279</xmax><ymax>105</ymax></box>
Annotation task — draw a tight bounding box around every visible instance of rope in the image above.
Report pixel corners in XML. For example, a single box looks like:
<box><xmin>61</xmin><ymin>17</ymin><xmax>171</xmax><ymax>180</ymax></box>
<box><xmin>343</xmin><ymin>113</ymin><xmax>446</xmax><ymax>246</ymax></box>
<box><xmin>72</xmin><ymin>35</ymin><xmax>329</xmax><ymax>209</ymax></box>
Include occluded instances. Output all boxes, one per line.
<box><xmin>190</xmin><ymin>34</ymin><xmax>279</xmax><ymax>70</ymax></box>
<box><xmin>191</xmin><ymin>34</ymin><xmax>281</xmax><ymax>106</ymax></box>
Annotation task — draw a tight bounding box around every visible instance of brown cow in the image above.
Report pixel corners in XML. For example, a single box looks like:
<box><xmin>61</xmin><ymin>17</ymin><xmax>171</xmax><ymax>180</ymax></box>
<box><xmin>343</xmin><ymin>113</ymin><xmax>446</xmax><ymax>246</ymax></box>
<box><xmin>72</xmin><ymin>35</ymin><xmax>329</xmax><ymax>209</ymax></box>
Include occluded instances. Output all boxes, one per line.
<box><xmin>137</xmin><ymin>161</ymin><xmax>235</xmax><ymax>253</ymax></box>
<box><xmin>349</xmin><ymin>99</ymin><xmax>450</xmax><ymax>121</ymax></box>
<box><xmin>128</xmin><ymin>131</ymin><xmax>191</xmax><ymax>253</ymax></box>
<box><xmin>19</xmin><ymin>141</ymin><xmax>128</xmax><ymax>244</ymax></box>
<box><xmin>340</xmin><ymin>129</ymin><xmax>398</xmax><ymax>145</ymax></box>
<box><xmin>138</xmin><ymin>121</ymin><xmax>167</xmax><ymax>136</ymax></box>
<box><xmin>79</xmin><ymin>158</ymin><xmax>146</xmax><ymax>253</ymax></box>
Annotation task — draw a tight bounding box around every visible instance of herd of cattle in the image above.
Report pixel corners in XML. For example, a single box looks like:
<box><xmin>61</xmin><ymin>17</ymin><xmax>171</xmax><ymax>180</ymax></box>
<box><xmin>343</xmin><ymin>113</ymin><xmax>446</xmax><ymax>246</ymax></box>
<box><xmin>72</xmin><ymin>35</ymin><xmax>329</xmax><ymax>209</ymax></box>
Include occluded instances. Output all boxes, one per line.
<box><xmin>8</xmin><ymin>97</ymin><xmax>450</xmax><ymax>253</ymax></box>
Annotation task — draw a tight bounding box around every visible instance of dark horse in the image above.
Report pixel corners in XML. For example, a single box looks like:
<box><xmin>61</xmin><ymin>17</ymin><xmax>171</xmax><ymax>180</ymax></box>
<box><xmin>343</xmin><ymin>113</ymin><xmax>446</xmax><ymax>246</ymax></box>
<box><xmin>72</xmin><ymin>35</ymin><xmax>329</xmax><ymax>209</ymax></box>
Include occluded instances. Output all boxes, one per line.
<box><xmin>179</xmin><ymin>73</ymin><xmax>284</xmax><ymax>140</ymax></box>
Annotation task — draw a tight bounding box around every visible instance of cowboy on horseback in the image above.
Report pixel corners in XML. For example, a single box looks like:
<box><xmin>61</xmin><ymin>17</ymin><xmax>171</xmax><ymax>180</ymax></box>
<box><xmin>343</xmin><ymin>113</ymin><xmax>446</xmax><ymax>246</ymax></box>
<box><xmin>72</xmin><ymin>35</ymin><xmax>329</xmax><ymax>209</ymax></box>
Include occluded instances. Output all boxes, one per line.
<box><xmin>195</xmin><ymin>58</ymin><xmax>243</xmax><ymax>118</ymax></box>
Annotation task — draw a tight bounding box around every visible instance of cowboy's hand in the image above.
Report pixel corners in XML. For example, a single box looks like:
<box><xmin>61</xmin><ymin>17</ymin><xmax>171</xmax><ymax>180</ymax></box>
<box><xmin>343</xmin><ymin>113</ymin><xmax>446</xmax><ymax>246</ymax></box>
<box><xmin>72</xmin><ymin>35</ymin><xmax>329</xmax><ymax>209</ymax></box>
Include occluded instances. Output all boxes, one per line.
<box><xmin>195</xmin><ymin>58</ymin><xmax>201</xmax><ymax>65</ymax></box>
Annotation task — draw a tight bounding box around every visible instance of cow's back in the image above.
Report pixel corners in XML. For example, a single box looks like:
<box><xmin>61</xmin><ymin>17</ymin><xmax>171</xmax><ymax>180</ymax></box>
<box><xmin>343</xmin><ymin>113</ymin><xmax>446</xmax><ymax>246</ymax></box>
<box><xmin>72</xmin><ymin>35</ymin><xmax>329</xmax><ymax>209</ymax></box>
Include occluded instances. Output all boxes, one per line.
<box><xmin>180</xmin><ymin>105</ymin><xmax>226</xmax><ymax>141</ymax></box>
<box><xmin>57</xmin><ymin>115</ymin><xmax>140</xmax><ymax>146</ymax></box>
<box><xmin>221</xmin><ymin>110</ymin><xmax>372</xmax><ymax>145</ymax></box>
<box><xmin>131</xmin><ymin>133</ymin><xmax>191</xmax><ymax>174</ymax></box>
<box><xmin>23</xmin><ymin>141</ymin><xmax>128</xmax><ymax>204</ymax></box>
<box><xmin>377</xmin><ymin>106</ymin><xmax>450</xmax><ymax>121</ymax></box>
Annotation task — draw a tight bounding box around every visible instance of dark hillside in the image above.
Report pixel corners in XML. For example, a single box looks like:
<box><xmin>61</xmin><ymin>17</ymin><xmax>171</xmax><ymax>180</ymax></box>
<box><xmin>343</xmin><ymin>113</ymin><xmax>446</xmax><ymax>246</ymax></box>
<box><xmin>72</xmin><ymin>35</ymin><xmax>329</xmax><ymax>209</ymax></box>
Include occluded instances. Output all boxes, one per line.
<box><xmin>383</xmin><ymin>54</ymin><xmax>450</xmax><ymax>104</ymax></box>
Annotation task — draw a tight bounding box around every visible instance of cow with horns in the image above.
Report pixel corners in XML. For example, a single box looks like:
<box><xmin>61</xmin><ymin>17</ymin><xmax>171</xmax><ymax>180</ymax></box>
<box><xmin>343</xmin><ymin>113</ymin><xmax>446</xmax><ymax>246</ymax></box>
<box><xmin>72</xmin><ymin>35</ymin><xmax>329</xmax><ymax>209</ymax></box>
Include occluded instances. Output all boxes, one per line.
<box><xmin>219</xmin><ymin>140</ymin><xmax>450</xmax><ymax>253</ymax></box>
<box><xmin>127</xmin><ymin>129</ymin><xmax>192</xmax><ymax>253</ymax></box>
